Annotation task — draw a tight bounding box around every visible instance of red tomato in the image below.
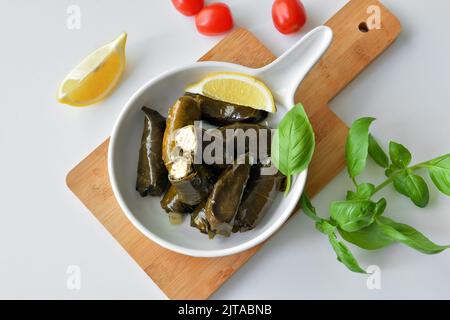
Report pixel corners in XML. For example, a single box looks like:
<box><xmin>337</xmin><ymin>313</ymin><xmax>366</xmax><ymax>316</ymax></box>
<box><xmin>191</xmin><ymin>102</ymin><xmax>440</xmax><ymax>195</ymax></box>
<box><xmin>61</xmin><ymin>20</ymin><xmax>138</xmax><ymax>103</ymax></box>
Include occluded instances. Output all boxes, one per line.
<box><xmin>171</xmin><ymin>0</ymin><xmax>204</xmax><ymax>16</ymax></box>
<box><xmin>195</xmin><ymin>3</ymin><xmax>234</xmax><ymax>36</ymax></box>
<box><xmin>272</xmin><ymin>0</ymin><xmax>307</xmax><ymax>34</ymax></box>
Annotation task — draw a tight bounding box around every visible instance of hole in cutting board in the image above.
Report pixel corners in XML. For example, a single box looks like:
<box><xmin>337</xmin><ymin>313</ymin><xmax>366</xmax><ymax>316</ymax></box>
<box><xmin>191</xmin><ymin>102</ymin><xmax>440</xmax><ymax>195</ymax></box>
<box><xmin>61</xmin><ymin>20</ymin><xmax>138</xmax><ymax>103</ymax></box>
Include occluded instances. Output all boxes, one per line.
<box><xmin>358</xmin><ymin>21</ymin><xmax>369</xmax><ymax>33</ymax></box>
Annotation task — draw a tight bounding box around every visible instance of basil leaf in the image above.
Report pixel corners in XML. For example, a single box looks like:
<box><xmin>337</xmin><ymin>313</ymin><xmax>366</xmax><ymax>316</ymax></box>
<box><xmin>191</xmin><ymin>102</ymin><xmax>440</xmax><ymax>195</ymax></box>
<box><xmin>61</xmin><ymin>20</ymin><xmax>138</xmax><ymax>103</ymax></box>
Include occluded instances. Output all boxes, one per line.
<box><xmin>376</xmin><ymin>216</ymin><xmax>450</xmax><ymax>254</ymax></box>
<box><xmin>426</xmin><ymin>154</ymin><xmax>450</xmax><ymax>196</ymax></box>
<box><xmin>272</xmin><ymin>103</ymin><xmax>315</xmax><ymax>193</ymax></box>
<box><xmin>301</xmin><ymin>194</ymin><xmax>365</xmax><ymax>273</ymax></box>
<box><xmin>374</xmin><ymin>198</ymin><xmax>387</xmax><ymax>216</ymax></box>
<box><xmin>316</xmin><ymin>220</ymin><xmax>336</xmax><ymax>235</ymax></box>
<box><xmin>330</xmin><ymin>200</ymin><xmax>376</xmax><ymax>232</ymax></box>
<box><xmin>346</xmin><ymin>190</ymin><xmax>357</xmax><ymax>200</ymax></box>
<box><xmin>328</xmin><ymin>232</ymin><xmax>366</xmax><ymax>273</ymax></box>
<box><xmin>368</xmin><ymin>135</ymin><xmax>389</xmax><ymax>168</ymax></box>
<box><xmin>389</xmin><ymin>141</ymin><xmax>412</xmax><ymax>168</ymax></box>
<box><xmin>346</xmin><ymin>117</ymin><xmax>376</xmax><ymax>178</ymax></box>
<box><xmin>385</xmin><ymin>168</ymin><xmax>393</xmax><ymax>177</ymax></box>
<box><xmin>339</xmin><ymin>222</ymin><xmax>395</xmax><ymax>250</ymax></box>
<box><xmin>393</xmin><ymin>171</ymin><xmax>429</xmax><ymax>208</ymax></box>
<box><xmin>300</xmin><ymin>193</ymin><xmax>321</xmax><ymax>222</ymax></box>
<box><xmin>357</xmin><ymin>183</ymin><xmax>375</xmax><ymax>199</ymax></box>
<box><xmin>346</xmin><ymin>183</ymin><xmax>375</xmax><ymax>200</ymax></box>
<box><xmin>301</xmin><ymin>194</ymin><xmax>338</xmax><ymax>234</ymax></box>
<box><xmin>385</xmin><ymin>163</ymin><xmax>402</xmax><ymax>177</ymax></box>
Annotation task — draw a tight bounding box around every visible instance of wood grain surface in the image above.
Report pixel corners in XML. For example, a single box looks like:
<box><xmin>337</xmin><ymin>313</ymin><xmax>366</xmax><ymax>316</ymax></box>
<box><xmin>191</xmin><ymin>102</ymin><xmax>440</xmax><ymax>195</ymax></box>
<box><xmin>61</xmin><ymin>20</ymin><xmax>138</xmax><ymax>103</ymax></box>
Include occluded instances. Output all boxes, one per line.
<box><xmin>66</xmin><ymin>0</ymin><xmax>401</xmax><ymax>299</ymax></box>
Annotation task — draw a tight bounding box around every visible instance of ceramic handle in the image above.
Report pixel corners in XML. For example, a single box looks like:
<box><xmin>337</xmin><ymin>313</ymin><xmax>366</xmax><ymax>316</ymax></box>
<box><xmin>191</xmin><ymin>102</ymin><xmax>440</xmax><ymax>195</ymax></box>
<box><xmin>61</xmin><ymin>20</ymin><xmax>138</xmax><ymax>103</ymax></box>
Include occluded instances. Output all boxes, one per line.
<box><xmin>256</xmin><ymin>26</ymin><xmax>333</xmax><ymax>108</ymax></box>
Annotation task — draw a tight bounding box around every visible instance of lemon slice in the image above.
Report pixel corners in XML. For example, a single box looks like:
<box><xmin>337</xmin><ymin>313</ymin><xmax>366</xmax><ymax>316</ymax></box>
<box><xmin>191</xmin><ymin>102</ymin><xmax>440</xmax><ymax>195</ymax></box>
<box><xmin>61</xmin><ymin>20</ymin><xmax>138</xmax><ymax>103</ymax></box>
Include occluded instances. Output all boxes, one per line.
<box><xmin>57</xmin><ymin>32</ymin><xmax>127</xmax><ymax>107</ymax></box>
<box><xmin>186</xmin><ymin>72</ymin><xmax>276</xmax><ymax>112</ymax></box>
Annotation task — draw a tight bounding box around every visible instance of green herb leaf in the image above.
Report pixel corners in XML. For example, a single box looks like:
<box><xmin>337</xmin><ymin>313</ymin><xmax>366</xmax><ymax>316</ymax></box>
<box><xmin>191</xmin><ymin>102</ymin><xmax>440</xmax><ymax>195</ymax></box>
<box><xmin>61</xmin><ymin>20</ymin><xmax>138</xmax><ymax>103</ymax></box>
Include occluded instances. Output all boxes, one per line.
<box><xmin>347</xmin><ymin>183</ymin><xmax>375</xmax><ymax>200</ymax></box>
<box><xmin>346</xmin><ymin>117</ymin><xmax>376</xmax><ymax>178</ymax></box>
<box><xmin>385</xmin><ymin>168</ymin><xmax>393</xmax><ymax>177</ymax></box>
<box><xmin>346</xmin><ymin>183</ymin><xmax>375</xmax><ymax>200</ymax></box>
<box><xmin>389</xmin><ymin>141</ymin><xmax>412</xmax><ymax>168</ymax></box>
<box><xmin>300</xmin><ymin>193</ymin><xmax>321</xmax><ymax>222</ymax></box>
<box><xmin>339</xmin><ymin>222</ymin><xmax>395</xmax><ymax>250</ymax></box>
<box><xmin>368</xmin><ymin>135</ymin><xmax>389</xmax><ymax>168</ymax></box>
<box><xmin>272</xmin><ymin>103</ymin><xmax>315</xmax><ymax>194</ymax></box>
<box><xmin>316</xmin><ymin>220</ymin><xmax>336</xmax><ymax>235</ymax></box>
<box><xmin>374</xmin><ymin>198</ymin><xmax>387</xmax><ymax>216</ymax></box>
<box><xmin>385</xmin><ymin>163</ymin><xmax>402</xmax><ymax>177</ymax></box>
<box><xmin>330</xmin><ymin>200</ymin><xmax>377</xmax><ymax>232</ymax></box>
<box><xmin>393</xmin><ymin>171</ymin><xmax>429</xmax><ymax>208</ymax></box>
<box><xmin>346</xmin><ymin>191</ymin><xmax>357</xmax><ymax>201</ymax></box>
<box><xmin>426</xmin><ymin>154</ymin><xmax>450</xmax><ymax>196</ymax></box>
<box><xmin>301</xmin><ymin>194</ymin><xmax>337</xmax><ymax>234</ymax></box>
<box><xmin>301</xmin><ymin>194</ymin><xmax>365</xmax><ymax>273</ymax></box>
<box><xmin>357</xmin><ymin>183</ymin><xmax>375</xmax><ymax>200</ymax></box>
<box><xmin>328</xmin><ymin>232</ymin><xmax>366</xmax><ymax>273</ymax></box>
<box><xmin>376</xmin><ymin>216</ymin><xmax>450</xmax><ymax>254</ymax></box>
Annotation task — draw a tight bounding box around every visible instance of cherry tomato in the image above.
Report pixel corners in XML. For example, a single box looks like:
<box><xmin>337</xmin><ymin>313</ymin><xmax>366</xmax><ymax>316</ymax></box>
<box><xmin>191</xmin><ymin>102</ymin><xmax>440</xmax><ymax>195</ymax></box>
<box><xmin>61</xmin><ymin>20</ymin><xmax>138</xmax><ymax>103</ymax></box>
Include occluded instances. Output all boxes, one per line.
<box><xmin>171</xmin><ymin>0</ymin><xmax>204</xmax><ymax>16</ymax></box>
<box><xmin>195</xmin><ymin>3</ymin><xmax>234</xmax><ymax>36</ymax></box>
<box><xmin>272</xmin><ymin>0</ymin><xmax>307</xmax><ymax>35</ymax></box>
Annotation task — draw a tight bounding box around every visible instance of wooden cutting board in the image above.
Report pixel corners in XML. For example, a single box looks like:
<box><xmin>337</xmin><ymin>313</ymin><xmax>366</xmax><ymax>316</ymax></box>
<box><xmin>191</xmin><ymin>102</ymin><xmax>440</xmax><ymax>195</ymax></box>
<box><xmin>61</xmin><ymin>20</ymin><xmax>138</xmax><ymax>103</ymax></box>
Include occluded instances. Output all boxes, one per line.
<box><xmin>66</xmin><ymin>0</ymin><xmax>400</xmax><ymax>299</ymax></box>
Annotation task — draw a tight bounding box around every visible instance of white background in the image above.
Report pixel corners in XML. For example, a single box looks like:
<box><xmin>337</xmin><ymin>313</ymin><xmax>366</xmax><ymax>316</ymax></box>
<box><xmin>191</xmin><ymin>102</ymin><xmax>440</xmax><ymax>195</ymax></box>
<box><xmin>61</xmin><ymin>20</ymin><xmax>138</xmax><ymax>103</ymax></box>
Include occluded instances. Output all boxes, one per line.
<box><xmin>1</xmin><ymin>0</ymin><xmax>450</xmax><ymax>299</ymax></box>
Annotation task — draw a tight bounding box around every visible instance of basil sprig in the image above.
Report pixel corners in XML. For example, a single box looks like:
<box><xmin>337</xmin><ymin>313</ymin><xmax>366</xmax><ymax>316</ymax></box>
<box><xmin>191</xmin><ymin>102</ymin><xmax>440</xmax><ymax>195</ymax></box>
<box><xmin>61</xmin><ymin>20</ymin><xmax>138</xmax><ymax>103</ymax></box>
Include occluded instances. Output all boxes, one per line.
<box><xmin>272</xmin><ymin>103</ymin><xmax>315</xmax><ymax>194</ymax></box>
<box><xmin>300</xmin><ymin>194</ymin><xmax>366</xmax><ymax>273</ymax></box>
<box><xmin>297</xmin><ymin>115</ymin><xmax>450</xmax><ymax>273</ymax></box>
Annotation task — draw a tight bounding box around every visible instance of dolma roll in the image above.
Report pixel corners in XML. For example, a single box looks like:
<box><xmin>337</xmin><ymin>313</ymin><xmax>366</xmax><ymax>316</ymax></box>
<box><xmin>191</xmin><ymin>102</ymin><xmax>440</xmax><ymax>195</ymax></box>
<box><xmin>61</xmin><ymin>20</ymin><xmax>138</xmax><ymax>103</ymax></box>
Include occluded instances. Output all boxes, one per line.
<box><xmin>162</xmin><ymin>96</ymin><xmax>201</xmax><ymax>170</ymax></box>
<box><xmin>218</xmin><ymin>123</ymin><xmax>272</xmax><ymax>165</ymax></box>
<box><xmin>187</xmin><ymin>93</ymin><xmax>268</xmax><ymax>126</ymax></box>
<box><xmin>234</xmin><ymin>165</ymin><xmax>285</xmax><ymax>232</ymax></box>
<box><xmin>160</xmin><ymin>185</ymin><xmax>195</xmax><ymax>214</ymax></box>
<box><xmin>190</xmin><ymin>202</ymin><xmax>215</xmax><ymax>239</ymax></box>
<box><xmin>168</xmin><ymin>157</ymin><xmax>216</xmax><ymax>206</ymax></box>
<box><xmin>204</xmin><ymin>163</ymin><xmax>251</xmax><ymax>237</ymax></box>
<box><xmin>136</xmin><ymin>107</ymin><xmax>168</xmax><ymax>196</ymax></box>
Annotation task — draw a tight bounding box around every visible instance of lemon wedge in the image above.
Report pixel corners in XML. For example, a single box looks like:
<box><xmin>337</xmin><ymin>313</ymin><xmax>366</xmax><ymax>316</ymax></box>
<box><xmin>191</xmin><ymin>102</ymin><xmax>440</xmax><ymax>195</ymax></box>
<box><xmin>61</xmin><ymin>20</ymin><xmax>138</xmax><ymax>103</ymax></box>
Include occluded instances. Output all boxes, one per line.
<box><xmin>186</xmin><ymin>72</ymin><xmax>276</xmax><ymax>112</ymax></box>
<box><xmin>57</xmin><ymin>32</ymin><xmax>127</xmax><ymax>107</ymax></box>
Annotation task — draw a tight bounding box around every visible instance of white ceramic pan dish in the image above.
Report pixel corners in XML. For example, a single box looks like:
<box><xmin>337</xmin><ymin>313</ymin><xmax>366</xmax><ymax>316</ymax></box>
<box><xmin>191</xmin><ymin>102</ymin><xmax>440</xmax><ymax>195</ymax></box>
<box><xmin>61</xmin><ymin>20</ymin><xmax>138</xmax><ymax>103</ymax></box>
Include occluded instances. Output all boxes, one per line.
<box><xmin>108</xmin><ymin>26</ymin><xmax>333</xmax><ymax>257</ymax></box>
